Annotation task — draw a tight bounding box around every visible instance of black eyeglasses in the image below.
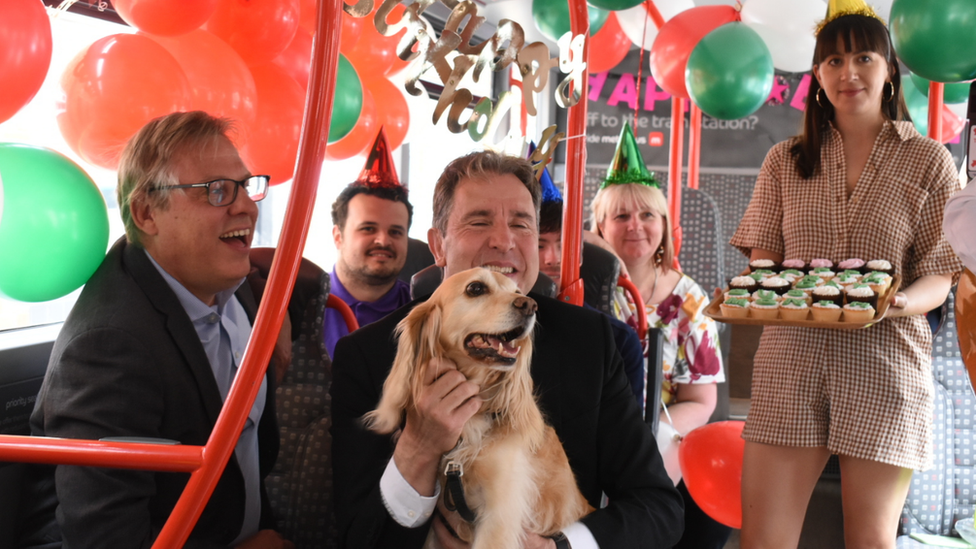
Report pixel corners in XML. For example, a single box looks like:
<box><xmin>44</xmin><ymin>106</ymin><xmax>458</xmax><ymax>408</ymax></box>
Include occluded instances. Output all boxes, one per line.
<box><xmin>151</xmin><ymin>175</ymin><xmax>270</xmax><ymax>207</ymax></box>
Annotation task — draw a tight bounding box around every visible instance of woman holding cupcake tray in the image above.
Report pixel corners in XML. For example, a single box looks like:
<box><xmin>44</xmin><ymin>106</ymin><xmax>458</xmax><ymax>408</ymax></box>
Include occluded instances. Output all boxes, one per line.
<box><xmin>728</xmin><ymin>3</ymin><xmax>964</xmax><ymax>548</ymax></box>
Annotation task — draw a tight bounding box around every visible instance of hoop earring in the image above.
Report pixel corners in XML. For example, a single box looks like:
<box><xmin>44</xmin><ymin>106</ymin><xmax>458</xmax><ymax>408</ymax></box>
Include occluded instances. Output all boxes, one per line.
<box><xmin>883</xmin><ymin>81</ymin><xmax>894</xmax><ymax>102</ymax></box>
<box><xmin>816</xmin><ymin>88</ymin><xmax>828</xmax><ymax>108</ymax></box>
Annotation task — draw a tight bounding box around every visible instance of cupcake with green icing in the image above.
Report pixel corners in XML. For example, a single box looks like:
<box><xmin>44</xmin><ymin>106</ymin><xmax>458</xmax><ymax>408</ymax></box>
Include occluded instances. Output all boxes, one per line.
<box><xmin>843</xmin><ymin>300</ymin><xmax>875</xmax><ymax>323</ymax></box>
<box><xmin>784</xmin><ymin>288</ymin><xmax>811</xmax><ymax>306</ymax></box>
<box><xmin>845</xmin><ymin>283</ymin><xmax>878</xmax><ymax>309</ymax></box>
<box><xmin>811</xmin><ymin>285</ymin><xmax>843</xmax><ymax>307</ymax></box>
<box><xmin>780</xmin><ymin>297</ymin><xmax>810</xmax><ymax>320</ymax></box>
<box><xmin>812</xmin><ymin>300</ymin><xmax>842</xmax><ymax>322</ymax></box>
<box><xmin>751</xmin><ymin>289</ymin><xmax>782</xmax><ymax>303</ymax></box>
<box><xmin>724</xmin><ymin>288</ymin><xmax>752</xmax><ymax>301</ymax></box>
<box><xmin>779</xmin><ymin>269</ymin><xmax>804</xmax><ymax>284</ymax></box>
<box><xmin>862</xmin><ymin>272</ymin><xmax>892</xmax><ymax>295</ymax></box>
<box><xmin>809</xmin><ymin>267</ymin><xmax>836</xmax><ymax>282</ymax></box>
<box><xmin>750</xmin><ymin>295</ymin><xmax>780</xmax><ymax>320</ymax></box>
<box><xmin>720</xmin><ymin>297</ymin><xmax>751</xmax><ymax>318</ymax></box>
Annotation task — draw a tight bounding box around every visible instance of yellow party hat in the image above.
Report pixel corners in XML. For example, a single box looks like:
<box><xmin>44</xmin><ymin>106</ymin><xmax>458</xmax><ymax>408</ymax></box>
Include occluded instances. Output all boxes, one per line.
<box><xmin>815</xmin><ymin>0</ymin><xmax>885</xmax><ymax>35</ymax></box>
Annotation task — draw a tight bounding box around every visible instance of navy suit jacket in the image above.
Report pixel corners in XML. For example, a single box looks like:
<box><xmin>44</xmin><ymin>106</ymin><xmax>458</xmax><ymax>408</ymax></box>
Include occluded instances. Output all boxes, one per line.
<box><xmin>330</xmin><ymin>293</ymin><xmax>683</xmax><ymax>549</ymax></box>
<box><xmin>26</xmin><ymin>238</ymin><xmax>280</xmax><ymax>549</ymax></box>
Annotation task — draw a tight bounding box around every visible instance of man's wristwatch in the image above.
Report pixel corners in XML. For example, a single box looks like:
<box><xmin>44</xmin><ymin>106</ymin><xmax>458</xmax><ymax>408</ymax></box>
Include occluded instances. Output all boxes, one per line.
<box><xmin>550</xmin><ymin>531</ymin><xmax>571</xmax><ymax>549</ymax></box>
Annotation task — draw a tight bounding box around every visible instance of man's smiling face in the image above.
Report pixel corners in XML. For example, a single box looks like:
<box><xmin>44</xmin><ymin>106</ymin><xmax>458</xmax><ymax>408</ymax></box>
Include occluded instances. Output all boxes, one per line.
<box><xmin>334</xmin><ymin>193</ymin><xmax>410</xmax><ymax>287</ymax></box>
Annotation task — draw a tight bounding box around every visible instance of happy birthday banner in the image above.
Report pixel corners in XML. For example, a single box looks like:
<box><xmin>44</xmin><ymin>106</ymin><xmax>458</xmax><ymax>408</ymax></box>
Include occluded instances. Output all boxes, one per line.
<box><xmin>343</xmin><ymin>0</ymin><xmax>583</xmax><ymax>166</ymax></box>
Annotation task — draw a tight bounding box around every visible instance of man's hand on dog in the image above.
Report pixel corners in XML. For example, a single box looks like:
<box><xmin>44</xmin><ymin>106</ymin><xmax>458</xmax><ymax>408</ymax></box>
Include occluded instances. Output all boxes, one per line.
<box><xmin>393</xmin><ymin>357</ymin><xmax>482</xmax><ymax>496</ymax></box>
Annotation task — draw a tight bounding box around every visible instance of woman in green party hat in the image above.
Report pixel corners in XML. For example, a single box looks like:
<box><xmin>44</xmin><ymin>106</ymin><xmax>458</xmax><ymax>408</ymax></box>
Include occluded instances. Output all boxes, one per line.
<box><xmin>730</xmin><ymin>1</ymin><xmax>964</xmax><ymax>546</ymax></box>
<box><xmin>589</xmin><ymin>122</ymin><xmax>729</xmax><ymax>549</ymax></box>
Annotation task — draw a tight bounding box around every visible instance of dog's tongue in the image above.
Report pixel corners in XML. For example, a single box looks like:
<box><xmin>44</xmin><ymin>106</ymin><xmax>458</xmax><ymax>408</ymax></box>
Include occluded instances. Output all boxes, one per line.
<box><xmin>486</xmin><ymin>335</ymin><xmax>521</xmax><ymax>359</ymax></box>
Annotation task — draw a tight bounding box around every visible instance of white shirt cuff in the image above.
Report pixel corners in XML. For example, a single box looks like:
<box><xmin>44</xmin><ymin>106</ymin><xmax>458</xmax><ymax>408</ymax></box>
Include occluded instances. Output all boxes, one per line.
<box><xmin>563</xmin><ymin>521</ymin><xmax>599</xmax><ymax>549</ymax></box>
<box><xmin>379</xmin><ymin>457</ymin><xmax>439</xmax><ymax>528</ymax></box>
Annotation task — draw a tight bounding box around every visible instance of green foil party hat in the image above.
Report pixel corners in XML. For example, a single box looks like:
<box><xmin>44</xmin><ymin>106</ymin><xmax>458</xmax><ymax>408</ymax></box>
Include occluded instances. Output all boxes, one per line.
<box><xmin>601</xmin><ymin>123</ymin><xmax>660</xmax><ymax>189</ymax></box>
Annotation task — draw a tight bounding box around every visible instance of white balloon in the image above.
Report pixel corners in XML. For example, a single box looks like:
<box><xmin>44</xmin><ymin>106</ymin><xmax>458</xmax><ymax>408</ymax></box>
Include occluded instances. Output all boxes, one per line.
<box><xmin>617</xmin><ymin>0</ymin><xmax>694</xmax><ymax>51</ymax></box>
<box><xmin>656</xmin><ymin>420</ymin><xmax>682</xmax><ymax>485</ymax></box>
<box><xmin>481</xmin><ymin>0</ymin><xmax>557</xmax><ymax>51</ymax></box>
<box><xmin>741</xmin><ymin>0</ymin><xmax>825</xmax><ymax>73</ymax></box>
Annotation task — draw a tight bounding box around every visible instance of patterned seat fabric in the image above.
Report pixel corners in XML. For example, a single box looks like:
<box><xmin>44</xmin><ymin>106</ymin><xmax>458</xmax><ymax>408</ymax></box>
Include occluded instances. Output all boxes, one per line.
<box><xmin>248</xmin><ymin>249</ymin><xmax>337</xmax><ymax>549</ymax></box>
<box><xmin>900</xmin><ymin>290</ymin><xmax>976</xmax><ymax>539</ymax></box>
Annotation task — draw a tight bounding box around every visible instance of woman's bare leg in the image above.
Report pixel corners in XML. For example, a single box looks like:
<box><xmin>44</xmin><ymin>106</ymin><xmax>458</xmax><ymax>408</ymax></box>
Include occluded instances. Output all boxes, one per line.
<box><xmin>839</xmin><ymin>454</ymin><xmax>912</xmax><ymax>549</ymax></box>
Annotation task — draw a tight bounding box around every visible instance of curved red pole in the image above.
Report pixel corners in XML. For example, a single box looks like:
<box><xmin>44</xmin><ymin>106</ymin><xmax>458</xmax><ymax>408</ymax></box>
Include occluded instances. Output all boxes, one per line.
<box><xmin>688</xmin><ymin>103</ymin><xmax>702</xmax><ymax>190</ymax></box>
<box><xmin>928</xmin><ymin>81</ymin><xmax>944</xmax><ymax>141</ymax></box>
<box><xmin>327</xmin><ymin>294</ymin><xmax>360</xmax><ymax>333</ymax></box>
<box><xmin>668</xmin><ymin>96</ymin><xmax>685</xmax><ymax>264</ymax></box>
<box><xmin>152</xmin><ymin>0</ymin><xmax>343</xmax><ymax>546</ymax></box>
<box><xmin>617</xmin><ymin>276</ymin><xmax>648</xmax><ymax>342</ymax></box>
<box><xmin>558</xmin><ymin>0</ymin><xmax>590</xmax><ymax>306</ymax></box>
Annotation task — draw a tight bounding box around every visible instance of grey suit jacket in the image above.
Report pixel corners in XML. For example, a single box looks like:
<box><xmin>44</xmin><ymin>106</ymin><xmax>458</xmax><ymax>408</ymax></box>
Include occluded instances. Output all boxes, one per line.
<box><xmin>25</xmin><ymin>238</ymin><xmax>279</xmax><ymax>549</ymax></box>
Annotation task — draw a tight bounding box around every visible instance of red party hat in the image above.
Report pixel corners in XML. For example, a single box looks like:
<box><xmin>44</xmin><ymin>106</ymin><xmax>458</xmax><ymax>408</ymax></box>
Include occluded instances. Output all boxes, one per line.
<box><xmin>355</xmin><ymin>127</ymin><xmax>402</xmax><ymax>188</ymax></box>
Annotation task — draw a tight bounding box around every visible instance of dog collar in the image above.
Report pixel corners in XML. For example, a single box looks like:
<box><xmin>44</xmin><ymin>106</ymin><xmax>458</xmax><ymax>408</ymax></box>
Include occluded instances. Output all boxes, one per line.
<box><xmin>443</xmin><ymin>460</ymin><xmax>478</xmax><ymax>523</ymax></box>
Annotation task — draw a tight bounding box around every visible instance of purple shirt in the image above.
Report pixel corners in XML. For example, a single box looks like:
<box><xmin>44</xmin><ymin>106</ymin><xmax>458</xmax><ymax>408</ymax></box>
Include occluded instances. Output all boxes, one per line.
<box><xmin>323</xmin><ymin>267</ymin><xmax>412</xmax><ymax>359</ymax></box>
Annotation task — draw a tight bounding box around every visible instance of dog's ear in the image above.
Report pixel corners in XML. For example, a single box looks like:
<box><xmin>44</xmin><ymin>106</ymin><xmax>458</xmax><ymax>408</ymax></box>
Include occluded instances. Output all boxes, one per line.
<box><xmin>497</xmin><ymin>335</ymin><xmax>546</xmax><ymax>444</ymax></box>
<box><xmin>363</xmin><ymin>300</ymin><xmax>443</xmax><ymax>434</ymax></box>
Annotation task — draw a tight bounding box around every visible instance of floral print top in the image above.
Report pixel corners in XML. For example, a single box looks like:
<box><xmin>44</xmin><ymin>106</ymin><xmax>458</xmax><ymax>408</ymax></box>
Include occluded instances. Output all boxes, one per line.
<box><xmin>614</xmin><ymin>274</ymin><xmax>725</xmax><ymax>408</ymax></box>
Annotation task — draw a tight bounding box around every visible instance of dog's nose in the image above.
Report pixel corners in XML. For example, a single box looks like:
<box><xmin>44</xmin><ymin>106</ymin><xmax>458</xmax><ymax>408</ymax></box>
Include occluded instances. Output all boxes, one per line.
<box><xmin>513</xmin><ymin>295</ymin><xmax>537</xmax><ymax>316</ymax></box>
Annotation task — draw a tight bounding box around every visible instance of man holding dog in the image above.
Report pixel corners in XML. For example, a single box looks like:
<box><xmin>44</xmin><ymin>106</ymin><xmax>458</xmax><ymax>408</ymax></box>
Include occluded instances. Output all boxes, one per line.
<box><xmin>331</xmin><ymin>151</ymin><xmax>683</xmax><ymax>548</ymax></box>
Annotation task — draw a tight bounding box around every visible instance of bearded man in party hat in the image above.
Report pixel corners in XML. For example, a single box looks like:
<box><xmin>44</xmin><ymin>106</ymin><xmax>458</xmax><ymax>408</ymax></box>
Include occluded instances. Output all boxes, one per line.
<box><xmin>325</xmin><ymin>128</ymin><xmax>414</xmax><ymax>359</ymax></box>
<box><xmin>590</xmin><ymin>122</ymin><xmax>727</xmax><ymax>549</ymax></box>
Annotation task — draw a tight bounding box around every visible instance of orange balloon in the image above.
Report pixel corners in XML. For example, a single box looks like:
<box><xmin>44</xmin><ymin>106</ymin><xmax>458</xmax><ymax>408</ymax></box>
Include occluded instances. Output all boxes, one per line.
<box><xmin>145</xmin><ymin>30</ymin><xmax>257</xmax><ymax>140</ymax></box>
<box><xmin>114</xmin><ymin>0</ymin><xmax>217</xmax><ymax>36</ymax></box>
<box><xmin>365</xmin><ymin>77</ymin><xmax>409</xmax><ymax>151</ymax></box>
<box><xmin>588</xmin><ymin>12</ymin><xmax>631</xmax><ymax>74</ymax></box>
<box><xmin>345</xmin><ymin>3</ymin><xmax>409</xmax><ymax>77</ymax></box>
<box><xmin>58</xmin><ymin>34</ymin><xmax>191</xmax><ymax>169</ymax></box>
<box><xmin>0</xmin><ymin>0</ymin><xmax>52</xmax><ymax>124</ymax></box>
<box><xmin>958</xmin><ymin>269</ymin><xmax>976</xmax><ymax>388</ymax></box>
<box><xmin>299</xmin><ymin>0</ymin><xmax>363</xmax><ymax>53</ymax></box>
<box><xmin>273</xmin><ymin>28</ymin><xmax>313</xmax><ymax>92</ymax></box>
<box><xmin>242</xmin><ymin>64</ymin><xmax>304</xmax><ymax>185</ymax></box>
<box><xmin>678</xmin><ymin>420</ymin><xmax>745</xmax><ymax>529</ymax></box>
<box><xmin>206</xmin><ymin>0</ymin><xmax>300</xmax><ymax>65</ymax></box>
<box><xmin>324</xmin><ymin>86</ymin><xmax>377</xmax><ymax>161</ymax></box>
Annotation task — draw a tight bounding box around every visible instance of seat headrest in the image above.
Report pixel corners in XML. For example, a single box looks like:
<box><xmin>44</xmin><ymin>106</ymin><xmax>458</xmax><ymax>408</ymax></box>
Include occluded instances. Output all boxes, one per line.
<box><xmin>580</xmin><ymin>242</ymin><xmax>621</xmax><ymax>316</ymax></box>
<box><xmin>247</xmin><ymin>248</ymin><xmax>329</xmax><ymax>339</ymax></box>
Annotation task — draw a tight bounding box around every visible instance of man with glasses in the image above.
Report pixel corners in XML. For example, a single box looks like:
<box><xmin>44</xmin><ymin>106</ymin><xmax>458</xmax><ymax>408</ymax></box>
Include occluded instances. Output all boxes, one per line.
<box><xmin>24</xmin><ymin>112</ymin><xmax>293</xmax><ymax>549</ymax></box>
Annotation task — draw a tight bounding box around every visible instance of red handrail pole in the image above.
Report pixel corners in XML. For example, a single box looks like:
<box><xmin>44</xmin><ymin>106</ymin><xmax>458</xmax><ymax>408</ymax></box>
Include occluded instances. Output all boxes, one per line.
<box><xmin>928</xmin><ymin>81</ymin><xmax>944</xmax><ymax>141</ymax></box>
<box><xmin>688</xmin><ymin>103</ymin><xmax>702</xmax><ymax>190</ymax></box>
<box><xmin>558</xmin><ymin>0</ymin><xmax>590</xmax><ymax>306</ymax></box>
<box><xmin>152</xmin><ymin>0</ymin><xmax>343</xmax><ymax>546</ymax></box>
<box><xmin>617</xmin><ymin>276</ymin><xmax>648</xmax><ymax>341</ymax></box>
<box><xmin>0</xmin><ymin>435</ymin><xmax>203</xmax><ymax>472</ymax></box>
<box><xmin>327</xmin><ymin>294</ymin><xmax>360</xmax><ymax>333</ymax></box>
<box><xmin>644</xmin><ymin>0</ymin><xmax>666</xmax><ymax>30</ymax></box>
<box><xmin>668</xmin><ymin>96</ymin><xmax>685</xmax><ymax>260</ymax></box>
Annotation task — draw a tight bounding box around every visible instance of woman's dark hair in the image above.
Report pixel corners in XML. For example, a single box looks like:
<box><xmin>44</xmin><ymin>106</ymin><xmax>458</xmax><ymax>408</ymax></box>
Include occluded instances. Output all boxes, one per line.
<box><xmin>792</xmin><ymin>14</ymin><xmax>909</xmax><ymax>178</ymax></box>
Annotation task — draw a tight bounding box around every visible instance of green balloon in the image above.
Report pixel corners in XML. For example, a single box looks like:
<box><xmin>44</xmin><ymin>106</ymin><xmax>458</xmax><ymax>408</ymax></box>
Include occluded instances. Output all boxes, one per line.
<box><xmin>587</xmin><ymin>0</ymin><xmax>643</xmax><ymax>10</ymax></box>
<box><xmin>0</xmin><ymin>143</ymin><xmax>109</xmax><ymax>302</ymax></box>
<box><xmin>328</xmin><ymin>54</ymin><xmax>363</xmax><ymax>144</ymax></box>
<box><xmin>891</xmin><ymin>0</ymin><xmax>976</xmax><ymax>83</ymax></box>
<box><xmin>686</xmin><ymin>23</ymin><xmax>774</xmax><ymax>121</ymax></box>
<box><xmin>902</xmin><ymin>75</ymin><xmax>930</xmax><ymax>135</ymax></box>
<box><xmin>532</xmin><ymin>0</ymin><xmax>607</xmax><ymax>43</ymax></box>
<box><xmin>909</xmin><ymin>72</ymin><xmax>972</xmax><ymax>104</ymax></box>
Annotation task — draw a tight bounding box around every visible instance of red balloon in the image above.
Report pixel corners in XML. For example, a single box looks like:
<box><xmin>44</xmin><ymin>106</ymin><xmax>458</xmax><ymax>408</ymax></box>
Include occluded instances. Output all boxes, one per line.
<box><xmin>114</xmin><ymin>0</ymin><xmax>217</xmax><ymax>36</ymax></box>
<box><xmin>273</xmin><ymin>28</ymin><xmax>313</xmax><ymax>92</ymax></box>
<box><xmin>939</xmin><ymin>104</ymin><xmax>965</xmax><ymax>144</ymax></box>
<box><xmin>324</xmin><ymin>87</ymin><xmax>377</xmax><ymax>161</ymax></box>
<box><xmin>205</xmin><ymin>0</ymin><xmax>300</xmax><ymax>65</ymax></box>
<box><xmin>0</xmin><ymin>0</ymin><xmax>52</xmax><ymax>124</ymax></box>
<box><xmin>366</xmin><ymin>77</ymin><xmax>409</xmax><ymax>151</ymax></box>
<box><xmin>345</xmin><ymin>3</ymin><xmax>410</xmax><ymax>77</ymax></box>
<box><xmin>299</xmin><ymin>0</ymin><xmax>363</xmax><ymax>53</ymax></box>
<box><xmin>588</xmin><ymin>12</ymin><xmax>631</xmax><ymax>75</ymax></box>
<box><xmin>649</xmin><ymin>5</ymin><xmax>739</xmax><ymax>98</ymax></box>
<box><xmin>678</xmin><ymin>420</ymin><xmax>745</xmax><ymax>529</ymax></box>
<box><xmin>242</xmin><ymin>64</ymin><xmax>304</xmax><ymax>185</ymax></box>
<box><xmin>145</xmin><ymin>30</ymin><xmax>257</xmax><ymax>141</ymax></box>
<box><xmin>58</xmin><ymin>34</ymin><xmax>191</xmax><ymax>169</ymax></box>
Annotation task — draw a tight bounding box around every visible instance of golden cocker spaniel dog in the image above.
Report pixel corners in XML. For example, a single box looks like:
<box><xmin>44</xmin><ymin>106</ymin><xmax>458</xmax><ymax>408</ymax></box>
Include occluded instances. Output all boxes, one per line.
<box><xmin>365</xmin><ymin>268</ymin><xmax>592</xmax><ymax>549</ymax></box>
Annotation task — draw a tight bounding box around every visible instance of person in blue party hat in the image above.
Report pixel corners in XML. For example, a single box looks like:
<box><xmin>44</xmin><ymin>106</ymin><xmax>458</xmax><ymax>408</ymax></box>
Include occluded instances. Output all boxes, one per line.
<box><xmin>589</xmin><ymin>122</ymin><xmax>728</xmax><ymax>549</ymax></box>
<box><xmin>325</xmin><ymin>127</ymin><xmax>414</xmax><ymax>359</ymax></box>
<box><xmin>528</xmin><ymin>143</ymin><xmax>646</xmax><ymax>410</ymax></box>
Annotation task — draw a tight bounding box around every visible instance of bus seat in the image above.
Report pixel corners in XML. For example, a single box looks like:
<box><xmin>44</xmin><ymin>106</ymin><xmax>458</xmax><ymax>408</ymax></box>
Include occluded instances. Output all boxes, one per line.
<box><xmin>899</xmin><ymin>288</ymin><xmax>975</xmax><ymax>543</ymax></box>
<box><xmin>248</xmin><ymin>249</ymin><xmax>338</xmax><ymax>549</ymax></box>
<box><xmin>409</xmin><ymin>265</ymin><xmax>558</xmax><ymax>300</ymax></box>
<box><xmin>678</xmin><ymin>186</ymin><xmax>730</xmax><ymax>423</ymax></box>
<box><xmin>580</xmin><ymin>242</ymin><xmax>621</xmax><ymax>316</ymax></box>
<box><xmin>398</xmin><ymin>237</ymin><xmax>436</xmax><ymax>284</ymax></box>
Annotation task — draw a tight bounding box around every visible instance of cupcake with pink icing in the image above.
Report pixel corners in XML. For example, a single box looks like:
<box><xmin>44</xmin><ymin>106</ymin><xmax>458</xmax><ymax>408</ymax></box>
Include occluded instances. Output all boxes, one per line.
<box><xmin>838</xmin><ymin>258</ymin><xmax>866</xmax><ymax>274</ymax></box>
<box><xmin>809</xmin><ymin>259</ymin><xmax>834</xmax><ymax>269</ymax></box>
<box><xmin>781</xmin><ymin>259</ymin><xmax>808</xmax><ymax>272</ymax></box>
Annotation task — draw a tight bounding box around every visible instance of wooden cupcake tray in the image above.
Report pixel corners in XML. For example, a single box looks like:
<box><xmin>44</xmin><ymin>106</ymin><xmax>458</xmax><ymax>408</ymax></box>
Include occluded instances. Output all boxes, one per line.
<box><xmin>704</xmin><ymin>275</ymin><xmax>901</xmax><ymax>329</ymax></box>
